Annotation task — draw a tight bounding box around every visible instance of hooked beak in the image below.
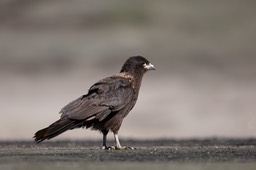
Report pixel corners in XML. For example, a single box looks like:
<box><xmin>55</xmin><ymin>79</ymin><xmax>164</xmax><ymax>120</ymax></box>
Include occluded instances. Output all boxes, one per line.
<box><xmin>144</xmin><ymin>63</ymin><xmax>155</xmax><ymax>70</ymax></box>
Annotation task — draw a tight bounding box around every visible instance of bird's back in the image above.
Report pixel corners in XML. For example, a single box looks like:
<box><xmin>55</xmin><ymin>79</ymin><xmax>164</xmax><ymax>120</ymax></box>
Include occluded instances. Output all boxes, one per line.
<box><xmin>58</xmin><ymin>75</ymin><xmax>137</xmax><ymax>133</ymax></box>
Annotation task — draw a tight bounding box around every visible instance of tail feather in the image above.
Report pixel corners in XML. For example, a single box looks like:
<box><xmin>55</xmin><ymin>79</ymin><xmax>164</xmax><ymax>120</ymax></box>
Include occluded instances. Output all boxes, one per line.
<box><xmin>34</xmin><ymin>118</ymin><xmax>80</xmax><ymax>143</ymax></box>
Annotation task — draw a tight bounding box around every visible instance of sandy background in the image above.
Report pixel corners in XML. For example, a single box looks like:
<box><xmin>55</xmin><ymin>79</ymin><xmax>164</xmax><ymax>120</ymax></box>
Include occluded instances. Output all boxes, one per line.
<box><xmin>0</xmin><ymin>0</ymin><xmax>256</xmax><ymax>140</ymax></box>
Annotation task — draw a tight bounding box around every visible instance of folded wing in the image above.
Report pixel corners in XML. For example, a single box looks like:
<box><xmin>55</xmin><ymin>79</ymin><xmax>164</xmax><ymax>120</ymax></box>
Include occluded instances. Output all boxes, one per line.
<box><xmin>60</xmin><ymin>76</ymin><xmax>134</xmax><ymax>121</ymax></box>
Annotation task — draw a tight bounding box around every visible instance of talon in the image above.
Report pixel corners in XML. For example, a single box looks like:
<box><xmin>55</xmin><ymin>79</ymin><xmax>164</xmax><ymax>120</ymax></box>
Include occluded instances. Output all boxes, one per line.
<box><xmin>115</xmin><ymin>146</ymin><xmax>135</xmax><ymax>150</ymax></box>
<box><xmin>128</xmin><ymin>146</ymin><xmax>135</xmax><ymax>150</ymax></box>
<box><xmin>102</xmin><ymin>146</ymin><xmax>112</xmax><ymax>150</ymax></box>
<box><xmin>102</xmin><ymin>145</ymin><xmax>135</xmax><ymax>150</ymax></box>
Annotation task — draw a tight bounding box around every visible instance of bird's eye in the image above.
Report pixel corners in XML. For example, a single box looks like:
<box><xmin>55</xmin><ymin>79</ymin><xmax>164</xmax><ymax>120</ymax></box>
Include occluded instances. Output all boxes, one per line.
<box><xmin>143</xmin><ymin>63</ymin><xmax>148</xmax><ymax>69</ymax></box>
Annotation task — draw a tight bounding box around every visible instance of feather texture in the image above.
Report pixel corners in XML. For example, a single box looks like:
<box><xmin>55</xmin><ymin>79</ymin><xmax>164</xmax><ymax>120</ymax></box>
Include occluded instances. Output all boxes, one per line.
<box><xmin>34</xmin><ymin>56</ymin><xmax>154</xmax><ymax>145</ymax></box>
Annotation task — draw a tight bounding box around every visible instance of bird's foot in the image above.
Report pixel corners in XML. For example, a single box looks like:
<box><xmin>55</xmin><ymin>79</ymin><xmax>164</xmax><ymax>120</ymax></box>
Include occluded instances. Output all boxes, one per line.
<box><xmin>102</xmin><ymin>146</ymin><xmax>135</xmax><ymax>150</ymax></box>
<box><xmin>102</xmin><ymin>146</ymin><xmax>112</xmax><ymax>150</ymax></box>
<box><xmin>115</xmin><ymin>145</ymin><xmax>135</xmax><ymax>150</ymax></box>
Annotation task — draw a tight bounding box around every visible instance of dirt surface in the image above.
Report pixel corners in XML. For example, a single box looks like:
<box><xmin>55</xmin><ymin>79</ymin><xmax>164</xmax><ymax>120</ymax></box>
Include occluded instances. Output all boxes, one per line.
<box><xmin>0</xmin><ymin>139</ymin><xmax>256</xmax><ymax>170</ymax></box>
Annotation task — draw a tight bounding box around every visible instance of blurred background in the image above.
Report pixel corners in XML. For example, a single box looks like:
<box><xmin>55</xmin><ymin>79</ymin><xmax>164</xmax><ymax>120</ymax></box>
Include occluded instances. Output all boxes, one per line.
<box><xmin>0</xmin><ymin>0</ymin><xmax>255</xmax><ymax>140</ymax></box>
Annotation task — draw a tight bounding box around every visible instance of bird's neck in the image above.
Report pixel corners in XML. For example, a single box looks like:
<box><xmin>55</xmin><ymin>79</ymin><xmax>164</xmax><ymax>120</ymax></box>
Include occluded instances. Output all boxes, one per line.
<box><xmin>119</xmin><ymin>72</ymin><xmax>143</xmax><ymax>89</ymax></box>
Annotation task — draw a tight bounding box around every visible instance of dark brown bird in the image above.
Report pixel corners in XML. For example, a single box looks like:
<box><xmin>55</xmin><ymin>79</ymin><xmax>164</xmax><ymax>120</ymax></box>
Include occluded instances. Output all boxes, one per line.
<box><xmin>34</xmin><ymin>56</ymin><xmax>155</xmax><ymax>149</ymax></box>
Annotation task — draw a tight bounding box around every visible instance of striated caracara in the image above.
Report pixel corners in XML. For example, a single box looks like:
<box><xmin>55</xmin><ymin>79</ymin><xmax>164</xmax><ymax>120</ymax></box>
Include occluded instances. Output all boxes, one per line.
<box><xmin>34</xmin><ymin>56</ymin><xmax>155</xmax><ymax>149</ymax></box>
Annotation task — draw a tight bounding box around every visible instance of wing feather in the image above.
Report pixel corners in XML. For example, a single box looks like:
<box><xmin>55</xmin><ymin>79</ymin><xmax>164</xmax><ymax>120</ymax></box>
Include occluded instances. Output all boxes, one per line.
<box><xmin>60</xmin><ymin>76</ymin><xmax>134</xmax><ymax>121</ymax></box>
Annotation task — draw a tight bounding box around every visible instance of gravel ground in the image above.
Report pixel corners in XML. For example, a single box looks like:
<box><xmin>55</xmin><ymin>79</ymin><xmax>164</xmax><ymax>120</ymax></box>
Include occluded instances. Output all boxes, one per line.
<box><xmin>0</xmin><ymin>139</ymin><xmax>256</xmax><ymax>170</ymax></box>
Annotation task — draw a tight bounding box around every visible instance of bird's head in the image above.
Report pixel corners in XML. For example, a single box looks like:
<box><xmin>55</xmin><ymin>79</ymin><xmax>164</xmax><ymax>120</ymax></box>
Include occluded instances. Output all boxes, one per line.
<box><xmin>120</xmin><ymin>56</ymin><xmax>155</xmax><ymax>75</ymax></box>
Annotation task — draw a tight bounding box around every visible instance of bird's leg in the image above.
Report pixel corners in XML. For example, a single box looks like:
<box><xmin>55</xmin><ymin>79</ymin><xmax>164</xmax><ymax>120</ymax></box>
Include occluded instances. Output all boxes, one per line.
<box><xmin>114</xmin><ymin>133</ymin><xmax>123</xmax><ymax>149</ymax></box>
<box><xmin>102</xmin><ymin>133</ymin><xmax>107</xmax><ymax>149</ymax></box>
<box><xmin>102</xmin><ymin>130</ymin><xmax>109</xmax><ymax>150</ymax></box>
<box><xmin>114</xmin><ymin>133</ymin><xmax>134</xmax><ymax>150</ymax></box>
<box><xmin>102</xmin><ymin>131</ymin><xmax>135</xmax><ymax>150</ymax></box>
